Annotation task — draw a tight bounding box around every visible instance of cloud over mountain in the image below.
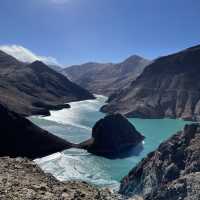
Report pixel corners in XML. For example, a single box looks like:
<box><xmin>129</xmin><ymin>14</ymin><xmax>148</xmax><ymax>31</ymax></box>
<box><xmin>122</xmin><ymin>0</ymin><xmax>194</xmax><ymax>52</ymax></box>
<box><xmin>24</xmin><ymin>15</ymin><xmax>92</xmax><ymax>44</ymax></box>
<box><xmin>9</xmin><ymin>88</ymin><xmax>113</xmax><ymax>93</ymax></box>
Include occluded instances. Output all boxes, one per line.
<box><xmin>0</xmin><ymin>45</ymin><xmax>60</xmax><ymax>65</ymax></box>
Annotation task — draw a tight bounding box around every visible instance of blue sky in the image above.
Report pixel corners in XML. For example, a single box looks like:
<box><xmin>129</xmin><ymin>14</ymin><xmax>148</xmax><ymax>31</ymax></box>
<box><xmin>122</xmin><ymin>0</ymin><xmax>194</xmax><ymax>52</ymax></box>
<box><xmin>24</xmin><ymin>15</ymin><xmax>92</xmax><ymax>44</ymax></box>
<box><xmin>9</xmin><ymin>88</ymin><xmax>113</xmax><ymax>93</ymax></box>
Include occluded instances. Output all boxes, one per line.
<box><xmin>0</xmin><ymin>0</ymin><xmax>200</xmax><ymax>66</ymax></box>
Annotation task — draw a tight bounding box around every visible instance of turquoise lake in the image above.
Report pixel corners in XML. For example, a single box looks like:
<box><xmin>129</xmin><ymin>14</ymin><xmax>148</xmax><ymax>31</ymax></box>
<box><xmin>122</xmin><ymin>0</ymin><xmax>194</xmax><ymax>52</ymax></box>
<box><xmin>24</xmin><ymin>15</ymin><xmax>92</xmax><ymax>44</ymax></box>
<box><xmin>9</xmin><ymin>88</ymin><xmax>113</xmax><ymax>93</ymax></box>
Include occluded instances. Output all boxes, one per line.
<box><xmin>30</xmin><ymin>95</ymin><xmax>191</xmax><ymax>190</ymax></box>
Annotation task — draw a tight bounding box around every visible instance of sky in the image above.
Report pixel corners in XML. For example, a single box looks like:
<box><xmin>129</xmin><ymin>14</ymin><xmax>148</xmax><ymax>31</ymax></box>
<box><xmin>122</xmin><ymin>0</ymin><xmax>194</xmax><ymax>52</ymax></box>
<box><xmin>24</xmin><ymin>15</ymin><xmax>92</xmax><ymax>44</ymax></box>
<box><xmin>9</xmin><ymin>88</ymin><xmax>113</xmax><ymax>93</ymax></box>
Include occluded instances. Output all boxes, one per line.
<box><xmin>0</xmin><ymin>0</ymin><xmax>200</xmax><ymax>66</ymax></box>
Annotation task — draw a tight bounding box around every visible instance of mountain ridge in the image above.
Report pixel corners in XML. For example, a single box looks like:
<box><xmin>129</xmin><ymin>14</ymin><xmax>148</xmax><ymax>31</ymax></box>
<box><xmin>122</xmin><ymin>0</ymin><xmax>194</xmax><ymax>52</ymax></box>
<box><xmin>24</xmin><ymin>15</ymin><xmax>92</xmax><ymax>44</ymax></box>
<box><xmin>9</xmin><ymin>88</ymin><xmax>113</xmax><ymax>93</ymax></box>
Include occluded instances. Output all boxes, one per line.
<box><xmin>0</xmin><ymin>50</ymin><xmax>95</xmax><ymax>116</ymax></box>
<box><xmin>101</xmin><ymin>44</ymin><xmax>200</xmax><ymax>121</ymax></box>
<box><xmin>63</xmin><ymin>55</ymin><xmax>151</xmax><ymax>96</ymax></box>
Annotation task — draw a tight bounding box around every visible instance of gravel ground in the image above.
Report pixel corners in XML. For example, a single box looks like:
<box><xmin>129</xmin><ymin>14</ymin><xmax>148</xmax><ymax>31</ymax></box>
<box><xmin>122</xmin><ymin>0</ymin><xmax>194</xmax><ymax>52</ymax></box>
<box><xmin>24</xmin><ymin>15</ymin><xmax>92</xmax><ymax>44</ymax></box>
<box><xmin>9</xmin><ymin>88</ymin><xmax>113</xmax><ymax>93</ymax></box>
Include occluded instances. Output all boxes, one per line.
<box><xmin>0</xmin><ymin>157</ymin><xmax>125</xmax><ymax>200</ymax></box>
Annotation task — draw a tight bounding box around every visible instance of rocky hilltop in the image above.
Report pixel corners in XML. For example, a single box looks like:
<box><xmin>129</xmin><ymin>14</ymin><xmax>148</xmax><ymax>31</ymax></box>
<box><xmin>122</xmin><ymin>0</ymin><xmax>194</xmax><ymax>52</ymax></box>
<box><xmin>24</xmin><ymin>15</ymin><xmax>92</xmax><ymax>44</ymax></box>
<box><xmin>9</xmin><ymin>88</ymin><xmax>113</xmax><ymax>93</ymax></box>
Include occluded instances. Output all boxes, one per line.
<box><xmin>0</xmin><ymin>157</ymin><xmax>122</xmax><ymax>200</ymax></box>
<box><xmin>63</xmin><ymin>55</ymin><xmax>150</xmax><ymax>96</ymax></box>
<box><xmin>102</xmin><ymin>45</ymin><xmax>200</xmax><ymax>121</ymax></box>
<box><xmin>120</xmin><ymin>123</ymin><xmax>200</xmax><ymax>200</ymax></box>
<box><xmin>80</xmin><ymin>114</ymin><xmax>145</xmax><ymax>158</ymax></box>
<box><xmin>0</xmin><ymin>50</ymin><xmax>94</xmax><ymax>116</ymax></box>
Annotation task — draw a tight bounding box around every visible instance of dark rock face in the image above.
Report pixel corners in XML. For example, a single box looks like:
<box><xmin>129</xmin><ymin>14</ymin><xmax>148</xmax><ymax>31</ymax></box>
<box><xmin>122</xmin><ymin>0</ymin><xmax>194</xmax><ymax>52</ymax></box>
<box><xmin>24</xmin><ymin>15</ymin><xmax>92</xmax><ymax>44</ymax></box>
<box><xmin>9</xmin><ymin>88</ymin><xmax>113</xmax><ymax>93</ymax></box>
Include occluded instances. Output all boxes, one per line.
<box><xmin>102</xmin><ymin>45</ymin><xmax>200</xmax><ymax>121</ymax></box>
<box><xmin>0</xmin><ymin>50</ymin><xmax>94</xmax><ymax>116</ymax></box>
<box><xmin>80</xmin><ymin>114</ymin><xmax>145</xmax><ymax>158</ymax></box>
<box><xmin>119</xmin><ymin>124</ymin><xmax>200</xmax><ymax>200</ymax></box>
<box><xmin>63</xmin><ymin>55</ymin><xmax>150</xmax><ymax>96</ymax></box>
<box><xmin>0</xmin><ymin>104</ymin><xmax>74</xmax><ymax>159</ymax></box>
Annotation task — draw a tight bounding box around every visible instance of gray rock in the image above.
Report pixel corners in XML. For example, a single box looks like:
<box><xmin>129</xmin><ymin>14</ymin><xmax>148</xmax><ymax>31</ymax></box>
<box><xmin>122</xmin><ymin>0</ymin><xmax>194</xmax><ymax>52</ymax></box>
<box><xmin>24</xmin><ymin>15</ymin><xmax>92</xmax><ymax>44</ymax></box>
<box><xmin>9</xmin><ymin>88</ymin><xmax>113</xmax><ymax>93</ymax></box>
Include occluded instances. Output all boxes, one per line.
<box><xmin>0</xmin><ymin>157</ymin><xmax>122</xmax><ymax>200</ymax></box>
<box><xmin>119</xmin><ymin>124</ymin><xmax>200</xmax><ymax>200</ymax></box>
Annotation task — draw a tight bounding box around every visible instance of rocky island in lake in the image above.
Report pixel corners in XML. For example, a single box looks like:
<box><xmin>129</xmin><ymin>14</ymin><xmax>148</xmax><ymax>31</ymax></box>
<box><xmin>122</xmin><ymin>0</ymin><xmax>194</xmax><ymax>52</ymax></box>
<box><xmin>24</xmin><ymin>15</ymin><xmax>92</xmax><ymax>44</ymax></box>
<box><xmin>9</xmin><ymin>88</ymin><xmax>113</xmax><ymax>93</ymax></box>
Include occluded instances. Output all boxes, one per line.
<box><xmin>80</xmin><ymin>114</ymin><xmax>145</xmax><ymax>158</ymax></box>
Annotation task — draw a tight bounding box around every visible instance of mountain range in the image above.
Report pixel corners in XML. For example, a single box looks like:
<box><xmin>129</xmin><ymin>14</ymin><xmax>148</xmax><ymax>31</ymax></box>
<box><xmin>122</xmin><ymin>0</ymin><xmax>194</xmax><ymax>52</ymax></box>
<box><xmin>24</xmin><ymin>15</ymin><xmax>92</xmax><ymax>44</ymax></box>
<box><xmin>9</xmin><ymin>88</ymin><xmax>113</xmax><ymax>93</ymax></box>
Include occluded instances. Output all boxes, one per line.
<box><xmin>1</xmin><ymin>44</ymin><xmax>200</xmax><ymax>199</ymax></box>
<box><xmin>101</xmin><ymin>45</ymin><xmax>200</xmax><ymax>121</ymax></box>
<box><xmin>0</xmin><ymin>50</ymin><xmax>94</xmax><ymax>116</ymax></box>
<box><xmin>63</xmin><ymin>55</ymin><xmax>150</xmax><ymax>96</ymax></box>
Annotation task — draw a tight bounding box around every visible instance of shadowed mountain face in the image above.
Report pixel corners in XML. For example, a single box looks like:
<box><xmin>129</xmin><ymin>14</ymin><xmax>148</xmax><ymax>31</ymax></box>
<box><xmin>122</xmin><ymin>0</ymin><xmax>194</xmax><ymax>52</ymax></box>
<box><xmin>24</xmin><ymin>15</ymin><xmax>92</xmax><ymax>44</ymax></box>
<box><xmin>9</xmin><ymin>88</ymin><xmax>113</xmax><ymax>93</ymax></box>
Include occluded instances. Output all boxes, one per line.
<box><xmin>63</xmin><ymin>55</ymin><xmax>150</xmax><ymax>96</ymax></box>
<box><xmin>0</xmin><ymin>50</ymin><xmax>94</xmax><ymax>116</ymax></box>
<box><xmin>0</xmin><ymin>50</ymin><xmax>21</xmax><ymax>67</ymax></box>
<box><xmin>120</xmin><ymin>124</ymin><xmax>200</xmax><ymax>200</ymax></box>
<box><xmin>101</xmin><ymin>45</ymin><xmax>200</xmax><ymax>121</ymax></box>
<box><xmin>0</xmin><ymin>104</ymin><xmax>73</xmax><ymax>159</ymax></box>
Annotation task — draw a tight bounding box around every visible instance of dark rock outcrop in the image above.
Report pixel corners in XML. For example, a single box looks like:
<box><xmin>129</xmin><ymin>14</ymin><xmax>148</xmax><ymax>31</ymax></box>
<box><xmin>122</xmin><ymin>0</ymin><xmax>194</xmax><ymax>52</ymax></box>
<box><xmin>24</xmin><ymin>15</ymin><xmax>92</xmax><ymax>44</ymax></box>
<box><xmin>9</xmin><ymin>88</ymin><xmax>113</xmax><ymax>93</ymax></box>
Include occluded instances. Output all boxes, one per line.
<box><xmin>0</xmin><ymin>104</ymin><xmax>75</xmax><ymax>159</ymax></box>
<box><xmin>0</xmin><ymin>50</ymin><xmax>94</xmax><ymax>116</ymax></box>
<box><xmin>102</xmin><ymin>45</ymin><xmax>200</xmax><ymax>121</ymax></box>
<box><xmin>63</xmin><ymin>55</ymin><xmax>150</xmax><ymax>96</ymax></box>
<box><xmin>119</xmin><ymin>123</ymin><xmax>200</xmax><ymax>200</ymax></box>
<box><xmin>80</xmin><ymin>114</ymin><xmax>145</xmax><ymax>158</ymax></box>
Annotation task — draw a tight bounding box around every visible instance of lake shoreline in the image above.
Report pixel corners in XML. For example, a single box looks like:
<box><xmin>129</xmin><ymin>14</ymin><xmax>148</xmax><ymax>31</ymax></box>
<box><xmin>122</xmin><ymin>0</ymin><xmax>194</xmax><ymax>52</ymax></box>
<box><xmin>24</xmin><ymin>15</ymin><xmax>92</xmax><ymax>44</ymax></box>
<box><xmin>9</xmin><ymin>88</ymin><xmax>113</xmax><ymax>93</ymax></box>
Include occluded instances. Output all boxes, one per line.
<box><xmin>30</xmin><ymin>95</ymin><xmax>191</xmax><ymax>189</ymax></box>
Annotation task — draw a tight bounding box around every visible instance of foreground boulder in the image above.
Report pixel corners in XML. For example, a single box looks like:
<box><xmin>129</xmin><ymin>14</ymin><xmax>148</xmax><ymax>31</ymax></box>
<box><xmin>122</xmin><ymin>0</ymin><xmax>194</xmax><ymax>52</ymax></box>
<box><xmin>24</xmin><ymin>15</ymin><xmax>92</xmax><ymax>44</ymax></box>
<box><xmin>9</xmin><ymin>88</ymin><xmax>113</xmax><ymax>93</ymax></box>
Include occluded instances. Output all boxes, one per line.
<box><xmin>0</xmin><ymin>157</ymin><xmax>121</xmax><ymax>200</ymax></box>
<box><xmin>80</xmin><ymin>114</ymin><xmax>144</xmax><ymax>157</ymax></box>
<box><xmin>119</xmin><ymin>124</ymin><xmax>200</xmax><ymax>200</ymax></box>
<box><xmin>0</xmin><ymin>104</ymin><xmax>74</xmax><ymax>159</ymax></box>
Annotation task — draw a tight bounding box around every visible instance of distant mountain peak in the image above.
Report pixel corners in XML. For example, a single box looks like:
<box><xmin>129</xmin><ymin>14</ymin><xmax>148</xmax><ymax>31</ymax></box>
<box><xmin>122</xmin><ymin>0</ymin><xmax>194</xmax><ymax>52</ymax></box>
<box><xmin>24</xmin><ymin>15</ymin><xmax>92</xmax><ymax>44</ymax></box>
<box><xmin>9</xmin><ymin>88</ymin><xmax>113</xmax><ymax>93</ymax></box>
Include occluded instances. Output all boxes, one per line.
<box><xmin>125</xmin><ymin>54</ymin><xmax>144</xmax><ymax>60</ymax></box>
<box><xmin>26</xmin><ymin>60</ymin><xmax>51</xmax><ymax>73</ymax></box>
<box><xmin>31</xmin><ymin>60</ymin><xmax>45</xmax><ymax>66</ymax></box>
<box><xmin>102</xmin><ymin>44</ymin><xmax>200</xmax><ymax>121</ymax></box>
<box><xmin>0</xmin><ymin>53</ymin><xmax>94</xmax><ymax>116</ymax></box>
<box><xmin>63</xmin><ymin>55</ymin><xmax>151</xmax><ymax>96</ymax></box>
<box><xmin>121</xmin><ymin>55</ymin><xmax>149</xmax><ymax>66</ymax></box>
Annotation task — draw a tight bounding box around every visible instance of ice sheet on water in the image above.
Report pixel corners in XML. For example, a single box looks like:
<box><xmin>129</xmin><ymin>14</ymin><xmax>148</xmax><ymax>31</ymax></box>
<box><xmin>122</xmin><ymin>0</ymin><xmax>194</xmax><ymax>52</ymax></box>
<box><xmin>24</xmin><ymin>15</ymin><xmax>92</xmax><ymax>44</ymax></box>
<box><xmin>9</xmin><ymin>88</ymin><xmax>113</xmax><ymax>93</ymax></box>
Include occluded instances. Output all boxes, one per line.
<box><xmin>35</xmin><ymin>148</ymin><xmax>120</xmax><ymax>190</ymax></box>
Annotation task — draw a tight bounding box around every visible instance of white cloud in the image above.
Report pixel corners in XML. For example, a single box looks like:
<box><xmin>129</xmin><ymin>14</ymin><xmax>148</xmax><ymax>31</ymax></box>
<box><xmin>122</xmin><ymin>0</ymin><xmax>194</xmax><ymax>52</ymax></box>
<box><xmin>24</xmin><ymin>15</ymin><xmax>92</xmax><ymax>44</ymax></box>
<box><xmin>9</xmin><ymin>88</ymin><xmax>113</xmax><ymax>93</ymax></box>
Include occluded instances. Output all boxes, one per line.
<box><xmin>0</xmin><ymin>45</ymin><xmax>60</xmax><ymax>66</ymax></box>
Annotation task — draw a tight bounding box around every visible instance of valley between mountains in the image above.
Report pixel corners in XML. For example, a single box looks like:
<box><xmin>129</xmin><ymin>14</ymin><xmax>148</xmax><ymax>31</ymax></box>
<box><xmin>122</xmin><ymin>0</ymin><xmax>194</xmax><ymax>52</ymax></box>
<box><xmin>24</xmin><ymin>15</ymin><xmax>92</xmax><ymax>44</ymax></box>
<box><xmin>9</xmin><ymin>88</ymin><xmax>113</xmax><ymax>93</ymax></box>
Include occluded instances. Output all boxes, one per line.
<box><xmin>0</xmin><ymin>45</ymin><xmax>200</xmax><ymax>200</ymax></box>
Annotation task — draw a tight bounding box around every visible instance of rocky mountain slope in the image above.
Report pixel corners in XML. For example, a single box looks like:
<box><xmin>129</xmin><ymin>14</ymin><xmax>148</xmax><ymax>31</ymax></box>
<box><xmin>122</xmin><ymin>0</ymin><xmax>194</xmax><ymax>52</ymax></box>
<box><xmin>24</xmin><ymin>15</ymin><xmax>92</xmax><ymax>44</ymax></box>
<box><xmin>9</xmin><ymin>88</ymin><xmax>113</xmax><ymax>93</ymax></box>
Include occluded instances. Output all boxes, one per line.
<box><xmin>0</xmin><ymin>103</ymin><xmax>75</xmax><ymax>159</ymax></box>
<box><xmin>0</xmin><ymin>157</ymin><xmax>122</xmax><ymax>200</ymax></box>
<box><xmin>119</xmin><ymin>123</ymin><xmax>200</xmax><ymax>200</ymax></box>
<box><xmin>0</xmin><ymin>50</ymin><xmax>94</xmax><ymax>116</ymax></box>
<box><xmin>101</xmin><ymin>45</ymin><xmax>200</xmax><ymax>121</ymax></box>
<box><xmin>63</xmin><ymin>55</ymin><xmax>150</xmax><ymax>96</ymax></box>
